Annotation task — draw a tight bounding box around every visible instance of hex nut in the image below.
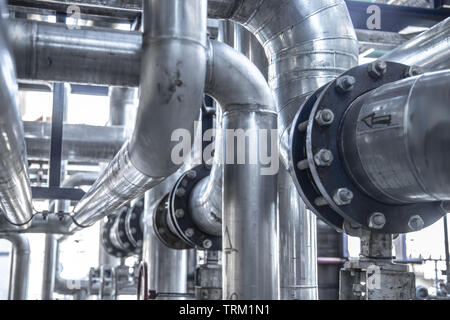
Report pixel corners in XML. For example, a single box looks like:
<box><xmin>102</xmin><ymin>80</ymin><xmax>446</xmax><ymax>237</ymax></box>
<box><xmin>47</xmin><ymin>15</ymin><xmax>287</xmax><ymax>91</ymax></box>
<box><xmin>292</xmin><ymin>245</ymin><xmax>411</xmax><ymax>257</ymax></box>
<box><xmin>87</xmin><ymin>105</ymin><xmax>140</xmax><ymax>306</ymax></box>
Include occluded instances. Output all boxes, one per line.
<box><xmin>203</xmin><ymin>239</ymin><xmax>212</xmax><ymax>249</ymax></box>
<box><xmin>186</xmin><ymin>170</ymin><xmax>197</xmax><ymax>179</ymax></box>
<box><xmin>336</xmin><ymin>75</ymin><xmax>356</xmax><ymax>93</ymax></box>
<box><xmin>404</xmin><ymin>66</ymin><xmax>423</xmax><ymax>78</ymax></box>
<box><xmin>333</xmin><ymin>188</ymin><xmax>354</xmax><ymax>206</ymax></box>
<box><xmin>408</xmin><ymin>215</ymin><xmax>424</xmax><ymax>231</ymax></box>
<box><xmin>315</xmin><ymin>109</ymin><xmax>335</xmax><ymax>126</ymax></box>
<box><xmin>185</xmin><ymin>228</ymin><xmax>194</xmax><ymax>237</ymax></box>
<box><xmin>368</xmin><ymin>60</ymin><xmax>387</xmax><ymax>78</ymax></box>
<box><xmin>175</xmin><ymin>209</ymin><xmax>185</xmax><ymax>218</ymax></box>
<box><xmin>314</xmin><ymin>149</ymin><xmax>334</xmax><ymax>167</ymax></box>
<box><xmin>368</xmin><ymin>212</ymin><xmax>386</xmax><ymax>229</ymax></box>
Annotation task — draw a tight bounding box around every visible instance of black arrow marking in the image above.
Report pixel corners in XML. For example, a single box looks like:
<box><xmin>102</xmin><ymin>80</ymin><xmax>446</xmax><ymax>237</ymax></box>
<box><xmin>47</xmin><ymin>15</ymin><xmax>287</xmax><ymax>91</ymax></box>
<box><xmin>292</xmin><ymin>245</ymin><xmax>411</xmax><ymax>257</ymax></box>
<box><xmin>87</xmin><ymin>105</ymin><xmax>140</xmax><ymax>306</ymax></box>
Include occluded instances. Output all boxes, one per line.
<box><xmin>361</xmin><ymin>112</ymin><xmax>392</xmax><ymax>128</ymax></box>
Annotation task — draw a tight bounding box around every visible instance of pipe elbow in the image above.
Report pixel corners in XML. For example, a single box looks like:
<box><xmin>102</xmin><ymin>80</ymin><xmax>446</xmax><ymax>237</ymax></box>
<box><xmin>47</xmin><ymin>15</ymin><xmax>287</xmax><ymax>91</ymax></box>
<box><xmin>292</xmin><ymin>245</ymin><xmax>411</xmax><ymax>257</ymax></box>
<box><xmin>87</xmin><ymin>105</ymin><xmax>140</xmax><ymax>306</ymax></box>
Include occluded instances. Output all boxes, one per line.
<box><xmin>206</xmin><ymin>39</ymin><xmax>275</xmax><ymax>114</ymax></box>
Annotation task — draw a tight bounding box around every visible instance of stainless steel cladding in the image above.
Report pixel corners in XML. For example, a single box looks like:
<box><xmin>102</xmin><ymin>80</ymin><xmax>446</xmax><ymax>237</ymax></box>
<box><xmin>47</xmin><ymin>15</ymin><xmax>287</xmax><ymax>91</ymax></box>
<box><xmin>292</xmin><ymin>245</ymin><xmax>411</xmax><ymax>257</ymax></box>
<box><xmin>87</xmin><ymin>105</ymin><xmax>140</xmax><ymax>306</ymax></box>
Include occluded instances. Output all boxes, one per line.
<box><xmin>70</xmin><ymin>0</ymin><xmax>208</xmax><ymax>231</ymax></box>
<box><xmin>0</xmin><ymin>10</ymin><xmax>33</xmax><ymax>227</ymax></box>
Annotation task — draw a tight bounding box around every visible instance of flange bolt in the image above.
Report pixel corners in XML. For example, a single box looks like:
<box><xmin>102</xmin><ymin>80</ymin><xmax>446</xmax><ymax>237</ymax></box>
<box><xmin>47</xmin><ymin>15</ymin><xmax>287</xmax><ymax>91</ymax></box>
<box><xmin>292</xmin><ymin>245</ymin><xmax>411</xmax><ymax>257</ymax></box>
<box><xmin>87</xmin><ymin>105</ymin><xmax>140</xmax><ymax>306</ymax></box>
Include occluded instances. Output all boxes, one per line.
<box><xmin>408</xmin><ymin>215</ymin><xmax>424</xmax><ymax>231</ymax></box>
<box><xmin>369</xmin><ymin>212</ymin><xmax>386</xmax><ymax>229</ymax></box>
<box><xmin>314</xmin><ymin>149</ymin><xmax>334</xmax><ymax>167</ymax></box>
<box><xmin>333</xmin><ymin>188</ymin><xmax>353</xmax><ymax>206</ymax></box>
<box><xmin>336</xmin><ymin>75</ymin><xmax>356</xmax><ymax>93</ymax></box>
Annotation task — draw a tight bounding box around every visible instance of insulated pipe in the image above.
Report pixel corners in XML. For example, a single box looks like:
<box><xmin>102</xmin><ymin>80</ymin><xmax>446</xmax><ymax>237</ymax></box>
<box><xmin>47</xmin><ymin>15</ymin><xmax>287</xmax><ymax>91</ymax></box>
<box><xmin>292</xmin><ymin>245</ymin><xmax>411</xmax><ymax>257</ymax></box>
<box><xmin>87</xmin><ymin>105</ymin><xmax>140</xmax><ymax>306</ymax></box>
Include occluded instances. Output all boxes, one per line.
<box><xmin>211</xmin><ymin>0</ymin><xmax>358</xmax><ymax>301</ymax></box>
<box><xmin>0</xmin><ymin>6</ymin><xmax>33</xmax><ymax>227</ymax></box>
<box><xmin>24</xmin><ymin>121</ymin><xmax>128</xmax><ymax>163</ymax></box>
<box><xmin>0</xmin><ymin>233</ymin><xmax>30</xmax><ymax>300</ymax></box>
<box><xmin>69</xmin><ymin>0</ymin><xmax>207</xmax><ymax>231</ymax></box>
<box><xmin>382</xmin><ymin>16</ymin><xmax>450</xmax><ymax>72</ymax></box>
<box><xmin>9</xmin><ymin>18</ymin><xmax>141</xmax><ymax>86</ymax></box>
<box><xmin>205</xmin><ymin>40</ymin><xmax>278</xmax><ymax>299</ymax></box>
<box><xmin>143</xmin><ymin>174</ymin><xmax>188</xmax><ymax>300</ymax></box>
<box><xmin>341</xmin><ymin>70</ymin><xmax>450</xmax><ymax>205</ymax></box>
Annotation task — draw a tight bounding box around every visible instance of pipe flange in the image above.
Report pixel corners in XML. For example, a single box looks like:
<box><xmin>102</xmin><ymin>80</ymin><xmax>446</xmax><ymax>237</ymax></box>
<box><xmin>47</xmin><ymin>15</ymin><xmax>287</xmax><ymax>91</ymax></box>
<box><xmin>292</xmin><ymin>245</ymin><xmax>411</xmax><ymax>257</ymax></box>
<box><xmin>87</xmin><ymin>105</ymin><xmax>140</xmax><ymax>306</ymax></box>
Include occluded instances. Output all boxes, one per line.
<box><xmin>101</xmin><ymin>207</ymin><xmax>130</xmax><ymax>258</ymax></box>
<box><xmin>153</xmin><ymin>194</ymin><xmax>191</xmax><ymax>250</ymax></box>
<box><xmin>125</xmin><ymin>199</ymin><xmax>144</xmax><ymax>254</ymax></box>
<box><xmin>291</xmin><ymin>62</ymin><xmax>447</xmax><ymax>233</ymax></box>
<box><xmin>168</xmin><ymin>165</ymin><xmax>221</xmax><ymax>250</ymax></box>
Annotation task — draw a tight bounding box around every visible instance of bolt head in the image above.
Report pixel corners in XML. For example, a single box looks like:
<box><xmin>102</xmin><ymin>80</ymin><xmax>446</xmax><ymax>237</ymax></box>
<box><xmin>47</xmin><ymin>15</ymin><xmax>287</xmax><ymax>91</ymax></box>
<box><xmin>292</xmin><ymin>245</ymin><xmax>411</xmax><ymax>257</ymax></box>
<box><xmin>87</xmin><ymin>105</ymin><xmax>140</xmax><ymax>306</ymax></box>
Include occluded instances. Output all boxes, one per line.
<box><xmin>404</xmin><ymin>66</ymin><xmax>422</xmax><ymax>78</ymax></box>
<box><xmin>368</xmin><ymin>60</ymin><xmax>387</xmax><ymax>78</ymax></box>
<box><xmin>203</xmin><ymin>239</ymin><xmax>212</xmax><ymax>249</ymax></box>
<box><xmin>336</xmin><ymin>75</ymin><xmax>356</xmax><ymax>93</ymax></box>
<box><xmin>175</xmin><ymin>209</ymin><xmax>185</xmax><ymax>218</ymax></box>
<box><xmin>408</xmin><ymin>215</ymin><xmax>424</xmax><ymax>231</ymax></box>
<box><xmin>314</xmin><ymin>149</ymin><xmax>334</xmax><ymax>167</ymax></box>
<box><xmin>176</xmin><ymin>187</ymin><xmax>186</xmax><ymax>197</ymax></box>
<box><xmin>369</xmin><ymin>212</ymin><xmax>386</xmax><ymax>229</ymax></box>
<box><xmin>333</xmin><ymin>188</ymin><xmax>353</xmax><ymax>205</ymax></box>
<box><xmin>186</xmin><ymin>170</ymin><xmax>197</xmax><ymax>179</ymax></box>
<box><xmin>315</xmin><ymin>109</ymin><xmax>335</xmax><ymax>126</ymax></box>
<box><xmin>185</xmin><ymin>228</ymin><xmax>194</xmax><ymax>237</ymax></box>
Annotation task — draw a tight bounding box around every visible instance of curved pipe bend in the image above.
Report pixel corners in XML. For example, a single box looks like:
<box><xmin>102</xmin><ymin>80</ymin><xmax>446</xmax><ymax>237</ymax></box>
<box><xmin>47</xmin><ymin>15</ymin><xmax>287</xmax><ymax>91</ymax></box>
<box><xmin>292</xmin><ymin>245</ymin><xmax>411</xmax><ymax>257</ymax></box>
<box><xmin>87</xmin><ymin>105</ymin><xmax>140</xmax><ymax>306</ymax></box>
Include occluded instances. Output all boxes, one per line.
<box><xmin>189</xmin><ymin>39</ymin><xmax>276</xmax><ymax>235</ymax></box>
<box><xmin>69</xmin><ymin>0</ymin><xmax>208</xmax><ymax>232</ymax></box>
<box><xmin>0</xmin><ymin>233</ymin><xmax>30</xmax><ymax>300</ymax></box>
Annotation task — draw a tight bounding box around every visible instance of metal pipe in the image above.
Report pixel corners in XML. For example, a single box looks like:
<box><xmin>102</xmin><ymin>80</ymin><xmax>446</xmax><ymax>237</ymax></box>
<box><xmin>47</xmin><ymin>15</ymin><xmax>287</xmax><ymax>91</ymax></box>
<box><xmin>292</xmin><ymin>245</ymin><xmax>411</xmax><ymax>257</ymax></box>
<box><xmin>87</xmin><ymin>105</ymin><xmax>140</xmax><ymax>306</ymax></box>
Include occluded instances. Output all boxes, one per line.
<box><xmin>69</xmin><ymin>0</ymin><xmax>208</xmax><ymax>231</ymax></box>
<box><xmin>143</xmin><ymin>174</ymin><xmax>188</xmax><ymax>300</ymax></box>
<box><xmin>42</xmin><ymin>234</ymin><xmax>58</xmax><ymax>300</ymax></box>
<box><xmin>205</xmin><ymin>40</ymin><xmax>278</xmax><ymax>299</ymax></box>
<box><xmin>0</xmin><ymin>233</ymin><xmax>30</xmax><ymax>300</ymax></box>
<box><xmin>234</xmin><ymin>24</ymin><xmax>268</xmax><ymax>80</ymax></box>
<box><xmin>278</xmin><ymin>169</ymin><xmax>318</xmax><ymax>300</ymax></box>
<box><xmin>443</xmin><ymin>214</ymin><xmax>450</xmax><ymax>287</ymax></box>
<box><xmin>0</xmin><ymin>4</ymin><xmax>34</xmax><ymax>227</ymax></box>
<box><xmin>108</xmin><ymin>87</ymin><xmax>138</xmax><ymax>128</ymax></box>
<box><xmin>382</xmin><ymin>16</ymin><xmax>450</xmax><ymax>72</ymax></box>
<box><xmin>341</xmin><ymin>70</ymin><xmax>450</xmax><ymax>205</ymax></box>
<box><xmin>9</xmin><ymin>18</ymin><xmax>141</xmax><ymax>86</ymax></box>
<box><xmin>24</xmin><ymin>121</ymin><xmax>128</xmax><ymax>163</ymax></box>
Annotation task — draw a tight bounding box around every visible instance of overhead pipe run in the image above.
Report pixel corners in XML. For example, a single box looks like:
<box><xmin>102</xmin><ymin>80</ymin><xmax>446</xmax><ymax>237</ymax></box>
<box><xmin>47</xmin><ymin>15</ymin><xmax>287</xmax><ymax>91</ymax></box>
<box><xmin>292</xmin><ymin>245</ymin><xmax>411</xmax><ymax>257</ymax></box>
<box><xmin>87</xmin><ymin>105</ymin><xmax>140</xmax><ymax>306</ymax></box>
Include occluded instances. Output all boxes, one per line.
<box><xmin>69</xmin><ymin>0</ymin><xmax>208</xmax><ymax>232</ymax></box>
<box><xmin>382</xmin><ymin>16</ymin><xmax>450</xmax><ymax>72</ymax></box>
<box><xmin>0</xmin><ymin>233</ymin><xmax>30</xmax><ymax>300</ymax></box>
<box><xmin>0</xmin><ymin>2</ymin><xmax>34</xmax><ymax>228</ymax></box>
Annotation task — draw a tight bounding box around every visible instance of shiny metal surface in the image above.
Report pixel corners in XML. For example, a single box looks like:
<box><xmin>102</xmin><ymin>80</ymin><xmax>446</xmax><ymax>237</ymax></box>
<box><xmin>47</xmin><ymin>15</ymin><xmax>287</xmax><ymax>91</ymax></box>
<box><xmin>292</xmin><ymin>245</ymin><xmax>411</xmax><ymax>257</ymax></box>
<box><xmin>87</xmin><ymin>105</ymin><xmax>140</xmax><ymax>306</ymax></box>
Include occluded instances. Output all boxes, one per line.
<box><xmin>205</xmin><ymin>40</ymin><xmax>278</xmax><ymax>299</ymax></box>
<box><xmin>382</xmin><ymin>17</ymin><xmax>450</xmax><ymax>72</ymax></box>
<box><xmin>341</xmin><ymin>70</ymin><xmax>450</xmax><ymax>205</ymax></box>
<box><xmin>9</xmin><ymin>18</ymin><xmax>141</xmax><ymax>86</ymax></box>
<box><xmin>41</xmin><ymin>234</ymin><xmax>58</xmax><ymax>300</ymax></box>
<box><xmin>143</xmin><ymin>174</ymin><xmax>188</xmax><ymax>300</ymax></box>
<box><xmin>278</xmin><ymin>168</ymin><xmax>318</xmax><ymax>300</ymax></box>
<box><xmin>70</xmin><ymin>0</ymin><xmax>208</xmax><ymax>231</ymax></box>
<box><xmin>24</xmin><ymin>121</ymin><xmax>128</xmax><ymax>163</ymax></box>
<box><xmin>108</xmin><ymin>87</ymin><xmax>138</xmax><ymax>129</ymax></box>
<box><xmin>234</xmin><ymin>24</ymin><xmax>268</xmax><ymax>80</ymax></box>
<box><xmin>210</xmin><ymin>0</ymin><xmax>358</xmax><ymax>301</ymax></box>
<box><xmin>0</xmin><ymin>233</ymin><xmax>30</xmax><ymax>300</ymax></box>
<box><xmin>0</xmin><ymin>7</ymin><xmax>33</xmax><ymax>227</ymax></box>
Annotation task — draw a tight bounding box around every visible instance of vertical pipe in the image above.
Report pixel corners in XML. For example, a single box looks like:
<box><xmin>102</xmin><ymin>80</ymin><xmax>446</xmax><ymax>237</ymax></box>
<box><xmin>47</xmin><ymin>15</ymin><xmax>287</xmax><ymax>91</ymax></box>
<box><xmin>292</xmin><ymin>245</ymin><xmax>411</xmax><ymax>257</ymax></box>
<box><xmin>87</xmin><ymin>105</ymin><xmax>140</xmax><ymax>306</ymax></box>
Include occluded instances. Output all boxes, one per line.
<box><xmin>444</xmin><ymin>214</ymin><xmax>450</xmax><ymax>286</ymax></box>
<box><xmin>41</xmin><ymin>234</ymin><xmax>58</xmax><ymax>300</ymax></box>
<box><xmin>222</xmin><ymin>110</ymin><xmax>278</xmax><ymax>299</ymax></box>
<box><xmin>278</xmin><ymin>169</ymin><xmax>318</xmax><ymax>299</ymax></box>
<box><xmin>143</xmin><ymin>174</ymin><xmax>188</xmax><ymax>300</ymax></box>
<box><xmin>1</xmin><ymin>233</ymin><xmax>30</xmax><ymax>300</ymax></box>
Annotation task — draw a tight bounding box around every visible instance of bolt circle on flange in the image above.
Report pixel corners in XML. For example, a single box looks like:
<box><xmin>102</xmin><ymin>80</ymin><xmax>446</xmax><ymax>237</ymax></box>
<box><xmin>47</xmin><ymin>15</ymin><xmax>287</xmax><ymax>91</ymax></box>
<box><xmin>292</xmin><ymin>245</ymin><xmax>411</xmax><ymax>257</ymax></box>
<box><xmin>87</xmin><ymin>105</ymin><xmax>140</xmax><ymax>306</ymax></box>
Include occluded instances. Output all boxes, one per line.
<box><xmin>167</xmin><ymin>164</ymin><xmax>221</xmax><ymax>251</ymax></box>
<box><xmin>290</xmin><ymin>61</ymin><xmax>446</xmax><ymax>233</ymax></box>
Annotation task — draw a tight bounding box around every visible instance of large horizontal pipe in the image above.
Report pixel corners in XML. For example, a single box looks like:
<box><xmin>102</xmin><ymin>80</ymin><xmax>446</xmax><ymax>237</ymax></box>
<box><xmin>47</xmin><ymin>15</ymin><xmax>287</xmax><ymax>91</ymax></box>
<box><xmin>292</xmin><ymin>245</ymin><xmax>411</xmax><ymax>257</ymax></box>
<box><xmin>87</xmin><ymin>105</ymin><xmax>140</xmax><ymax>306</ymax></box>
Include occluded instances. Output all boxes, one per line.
<box><xmin>9</xmin><ymin>18</ymin><xmax>141</xmax><ymax>86</ymax></box>
<box><xmin>341</xmin><ymin>70</ymin><xmax>450</xmax><ymax>205</ymax></box>
<box><xmin>382</xmin><ymin>16</ymin><xmax>450</xmax><ymax>72</ymax></box>
<box><xmin>24</xmin><ymin>121</ymin><xmax>128</xmax><ymax>162</ymax></box>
